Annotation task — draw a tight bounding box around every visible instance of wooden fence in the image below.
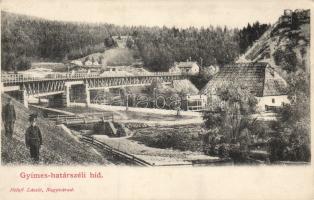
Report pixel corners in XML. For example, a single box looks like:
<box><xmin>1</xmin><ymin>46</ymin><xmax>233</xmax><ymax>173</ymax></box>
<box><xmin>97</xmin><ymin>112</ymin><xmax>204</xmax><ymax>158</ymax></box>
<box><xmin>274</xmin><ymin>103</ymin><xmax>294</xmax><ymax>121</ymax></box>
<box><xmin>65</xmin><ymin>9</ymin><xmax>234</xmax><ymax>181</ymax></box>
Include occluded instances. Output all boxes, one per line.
<box><xmin>79</xmin><ymin>135</ymin><xmax>153</xmax><ymax>166</ymax></box>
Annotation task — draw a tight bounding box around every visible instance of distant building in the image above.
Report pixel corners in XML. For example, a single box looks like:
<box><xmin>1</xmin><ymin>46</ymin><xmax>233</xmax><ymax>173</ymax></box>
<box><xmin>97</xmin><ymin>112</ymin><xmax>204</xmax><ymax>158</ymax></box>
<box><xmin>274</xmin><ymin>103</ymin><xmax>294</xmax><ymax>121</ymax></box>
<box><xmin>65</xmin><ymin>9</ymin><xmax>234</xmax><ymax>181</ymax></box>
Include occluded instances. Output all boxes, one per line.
<box><xmin>84</xmin><ymin>60</ymin><xmax>93</xmax><ymax>66</ymax></box>
<box><xmin>184</xmin><ymin>94</ymin><xmax>207</xmax><ymax>111</ymax></box>
<box><xmin>93</xmin><ymin>60</ymin><xmax>99</xmax><ymax>66</ymax></box>
<box><xmin>279</xmin><ymin>9</ymin><xmax>310</xmax><ymax>25</ymax></box>
<box><xmin>169</xmin><ymin>61</ymin><xmax>200</xmax><ymax>75</ymax></box>
<box><xmin>169</xmin><ymin>65</ymin><xmax>181</xmax><ymax>73</ymax></box>
<box><xmin>200</xmin><ymin>62</ymin><xmax>289</xmax><ymax>112</ymax></box>
<box><xmin>112</xmin><ymin>35</ymin><xmax>132</xmax><ymax>48</ymax></box>
<box><xmin>205</xmin><ymin>65</ymin><xmax>220</xmax><ymax>76</ymax></box>
<box><xmin>70</xmin><ymin>60</ymin><xmax>83</xmax><ymax>66</ymax></box>
<box><xmin>102</xmin><ymin>66</ymin><xmax>120</xmax><ymax>72</ymax></box>
<box><xmin>279</xmin><ymin>15</ymin><xmax>292</xmax><ymax>25</ymax></box>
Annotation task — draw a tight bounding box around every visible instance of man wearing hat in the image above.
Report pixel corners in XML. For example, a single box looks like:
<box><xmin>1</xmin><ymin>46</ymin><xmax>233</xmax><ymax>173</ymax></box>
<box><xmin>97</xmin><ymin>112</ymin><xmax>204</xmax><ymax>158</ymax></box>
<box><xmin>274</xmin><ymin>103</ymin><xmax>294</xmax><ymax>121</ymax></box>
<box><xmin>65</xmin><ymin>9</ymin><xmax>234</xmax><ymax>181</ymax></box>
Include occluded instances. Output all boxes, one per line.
<box><xmin>25</xmin><ymin>114</ymin><xmax>43</xmax><ymax>163</ymax></box>
<box><xmin>2</xmin><ymin>98</ymin><xmax>16</xmax><ymax>138</ymax></box>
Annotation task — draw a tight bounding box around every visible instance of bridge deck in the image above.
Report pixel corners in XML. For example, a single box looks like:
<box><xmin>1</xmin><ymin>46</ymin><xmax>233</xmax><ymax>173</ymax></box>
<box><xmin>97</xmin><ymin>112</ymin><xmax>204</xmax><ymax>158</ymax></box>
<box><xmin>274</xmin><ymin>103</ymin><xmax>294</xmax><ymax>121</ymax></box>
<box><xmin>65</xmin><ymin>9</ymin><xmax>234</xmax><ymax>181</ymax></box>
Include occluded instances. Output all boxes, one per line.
<box><xmin>1</xmin><ymin>72</ymin><xmax>188</xmax><ymax>84</ymax></box>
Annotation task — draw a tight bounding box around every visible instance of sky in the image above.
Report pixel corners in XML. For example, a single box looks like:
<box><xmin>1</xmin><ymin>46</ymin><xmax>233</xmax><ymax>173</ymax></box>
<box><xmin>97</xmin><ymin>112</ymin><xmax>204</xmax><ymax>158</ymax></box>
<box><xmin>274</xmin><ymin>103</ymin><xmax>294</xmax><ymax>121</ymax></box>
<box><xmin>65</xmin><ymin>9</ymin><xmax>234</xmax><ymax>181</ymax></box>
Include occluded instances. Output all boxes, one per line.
<box><xmin>1</xmin><ymin>0</ymin><xmax>312</xmax><ymax>29</ymax></box>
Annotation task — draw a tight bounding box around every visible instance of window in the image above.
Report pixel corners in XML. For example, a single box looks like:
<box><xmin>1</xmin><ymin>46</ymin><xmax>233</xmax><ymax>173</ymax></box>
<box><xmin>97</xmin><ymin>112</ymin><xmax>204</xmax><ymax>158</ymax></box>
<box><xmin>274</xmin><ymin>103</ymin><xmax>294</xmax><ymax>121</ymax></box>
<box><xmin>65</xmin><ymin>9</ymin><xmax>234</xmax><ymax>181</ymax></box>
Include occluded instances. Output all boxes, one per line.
<box><xmin>272</xmin><ymin>98</ymin><xmax>275</xmax><ymax>103</ymax></box>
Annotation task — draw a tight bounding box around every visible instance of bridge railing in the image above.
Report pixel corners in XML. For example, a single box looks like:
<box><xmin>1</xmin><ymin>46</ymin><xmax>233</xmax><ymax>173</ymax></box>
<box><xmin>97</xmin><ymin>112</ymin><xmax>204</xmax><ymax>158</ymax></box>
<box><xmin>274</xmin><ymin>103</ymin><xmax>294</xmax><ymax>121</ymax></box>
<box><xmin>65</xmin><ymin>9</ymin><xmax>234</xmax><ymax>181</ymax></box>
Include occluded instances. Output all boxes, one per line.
<box><xmin>1</xmin><ymin>71</ymin><xmax>189</xmax><ymax>83</ymax></box>
<box><xmin>1</xmin><ymin>73</ymin><xmax>42</xmax><ymax>83</ymax></box>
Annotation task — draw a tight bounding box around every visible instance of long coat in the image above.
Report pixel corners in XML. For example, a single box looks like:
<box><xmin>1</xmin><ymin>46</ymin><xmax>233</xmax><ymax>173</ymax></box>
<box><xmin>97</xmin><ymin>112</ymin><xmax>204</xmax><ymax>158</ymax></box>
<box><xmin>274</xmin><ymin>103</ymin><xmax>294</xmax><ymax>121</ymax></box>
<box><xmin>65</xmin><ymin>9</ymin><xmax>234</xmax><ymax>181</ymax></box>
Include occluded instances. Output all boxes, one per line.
<box><xmin>2</xmin><ymin>103</ymin><xmax>16</xmax><ymax>122</ymax></box>
<box><xmin>25</xmin><ymin>125</ymin><xmax>43</xmax><ymax>147</ymax></box>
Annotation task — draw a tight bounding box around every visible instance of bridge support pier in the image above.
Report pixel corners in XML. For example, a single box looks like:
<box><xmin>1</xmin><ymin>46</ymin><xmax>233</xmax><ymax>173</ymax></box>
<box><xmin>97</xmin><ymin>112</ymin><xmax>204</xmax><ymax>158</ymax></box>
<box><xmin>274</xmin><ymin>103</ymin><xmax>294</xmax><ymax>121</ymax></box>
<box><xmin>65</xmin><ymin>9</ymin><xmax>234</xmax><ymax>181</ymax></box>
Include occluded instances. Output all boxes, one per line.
<box><xmin>63</xmin><ymin>85</ymin><xmax>71</xmax><ymax>107</ymax></box>
<box><xmin>4</xmin><ymin>90</ymin><xmax>28</xmax><ymax>108</ymax></box>
<box><xmin>21</xmin><ymin>90</ymin><xmax>28</xmax><ymax>108</ymax></box>
<box><xmin>48</xmin><ymin>93</ymin><xmax>65</xmax><ymax>107</ymax></box>
<box><xmin>85</xmin><ymin>84</ymin><xmax>90</xmax><ymax>107</ymax></box>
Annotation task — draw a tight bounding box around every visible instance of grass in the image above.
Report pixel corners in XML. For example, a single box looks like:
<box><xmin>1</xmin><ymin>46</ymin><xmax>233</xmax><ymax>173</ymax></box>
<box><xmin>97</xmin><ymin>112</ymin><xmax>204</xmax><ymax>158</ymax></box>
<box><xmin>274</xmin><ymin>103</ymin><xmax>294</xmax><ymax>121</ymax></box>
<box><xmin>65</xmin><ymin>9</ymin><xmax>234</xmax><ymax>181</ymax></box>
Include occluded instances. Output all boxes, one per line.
<box><xmin>75</xmin><ymin>48</ymin><xmax>137</xmax><ymax>66</ymax></box>
<box><xmin>104</xmin><ymin>48</ymin><xmax>136</xmax><ymax>66</ymax></box>
<box><xmin>61</xmin><ymin>105</ymin><xmax>194</xmax><ymax>121</ymax></box>
<box><xmin>1</xmin><ymin>93</ymin><xmax>109</xmax><ymax>165</ymax></box>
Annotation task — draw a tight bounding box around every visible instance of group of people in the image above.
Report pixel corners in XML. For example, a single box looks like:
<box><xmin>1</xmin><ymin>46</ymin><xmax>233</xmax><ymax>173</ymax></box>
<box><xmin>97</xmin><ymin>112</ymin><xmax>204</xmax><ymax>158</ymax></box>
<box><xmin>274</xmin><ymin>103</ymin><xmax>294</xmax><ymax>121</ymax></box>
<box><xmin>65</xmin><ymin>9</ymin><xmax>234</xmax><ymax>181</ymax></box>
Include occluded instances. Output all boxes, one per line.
<box><xmin>2</xmin><ymin>98</ymin><xmax>43</xmax><ymax>163</ymax></box>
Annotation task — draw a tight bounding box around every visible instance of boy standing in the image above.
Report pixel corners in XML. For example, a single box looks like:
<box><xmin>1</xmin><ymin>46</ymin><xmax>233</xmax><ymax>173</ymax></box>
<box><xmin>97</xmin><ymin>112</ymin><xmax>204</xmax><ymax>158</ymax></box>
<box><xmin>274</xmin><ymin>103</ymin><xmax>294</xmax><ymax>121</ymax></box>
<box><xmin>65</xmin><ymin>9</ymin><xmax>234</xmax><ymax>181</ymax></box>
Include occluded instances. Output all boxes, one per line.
<box><xmin>25</xmin><ymin>114</ymin><xmax>43</xmax><ymax>163</ymax></box>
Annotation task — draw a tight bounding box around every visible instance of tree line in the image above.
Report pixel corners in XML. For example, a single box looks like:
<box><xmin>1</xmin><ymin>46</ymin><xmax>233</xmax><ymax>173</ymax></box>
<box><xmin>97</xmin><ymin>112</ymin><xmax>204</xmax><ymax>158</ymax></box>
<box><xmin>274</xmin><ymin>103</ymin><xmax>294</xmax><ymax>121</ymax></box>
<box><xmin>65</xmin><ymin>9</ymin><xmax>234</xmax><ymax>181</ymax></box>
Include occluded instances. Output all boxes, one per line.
<box><xmin>238</xmin><ymin>22</ymin><xmax>270</xmax><ymax>54</ymax></box>
<box><xmin>1</xmin><ymin>11</ymin><xmax>268</xmax><ymax>71</ymax></box>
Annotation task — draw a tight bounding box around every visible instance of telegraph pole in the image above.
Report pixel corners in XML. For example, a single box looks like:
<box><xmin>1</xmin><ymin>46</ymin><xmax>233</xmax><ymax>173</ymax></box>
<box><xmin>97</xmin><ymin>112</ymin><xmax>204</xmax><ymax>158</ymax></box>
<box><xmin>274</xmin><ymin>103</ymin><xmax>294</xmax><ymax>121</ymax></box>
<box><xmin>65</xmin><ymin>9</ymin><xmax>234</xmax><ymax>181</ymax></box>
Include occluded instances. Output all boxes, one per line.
<box><xmin>154</xmin><ymin>88</ymin><xmax>157</xmax><ymax>109</ymax></box>
<box><xmin>126</xmin><ymin>93</ymin><xmax>129</xmax><ymax>111</ymax></box>
<box><xmin>199</xmin><ymin>57</ymin><xmax>203</xmax><ymax>76</ymax></box>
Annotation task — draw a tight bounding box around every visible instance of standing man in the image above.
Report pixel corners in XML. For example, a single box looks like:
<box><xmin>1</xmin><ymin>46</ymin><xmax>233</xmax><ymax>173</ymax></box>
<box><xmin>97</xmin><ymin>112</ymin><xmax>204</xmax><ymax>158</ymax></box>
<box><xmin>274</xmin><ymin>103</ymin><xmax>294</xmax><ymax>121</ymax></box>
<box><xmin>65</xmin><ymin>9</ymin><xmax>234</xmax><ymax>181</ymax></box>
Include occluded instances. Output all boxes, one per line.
<box><xmin>25</xmin><ymin>114</ymin><xmax>43</xmax><ymax>163</ymax></box>
<box><xmin>2</xmin><ymin>98</ymin><xmax>16</xmax><ymax>138</ymax></box>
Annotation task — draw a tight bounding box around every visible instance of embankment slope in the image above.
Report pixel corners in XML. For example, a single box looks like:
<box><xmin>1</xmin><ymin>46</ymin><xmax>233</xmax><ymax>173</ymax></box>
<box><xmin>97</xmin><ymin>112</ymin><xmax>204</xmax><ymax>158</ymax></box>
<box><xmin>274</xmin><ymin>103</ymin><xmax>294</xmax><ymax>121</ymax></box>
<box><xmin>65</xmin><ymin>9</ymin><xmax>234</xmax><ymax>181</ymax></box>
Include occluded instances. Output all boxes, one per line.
<box><xmin>1</xmin><ymin>93</ymin><xmax>109</xmax><ymax>165</ymax></box>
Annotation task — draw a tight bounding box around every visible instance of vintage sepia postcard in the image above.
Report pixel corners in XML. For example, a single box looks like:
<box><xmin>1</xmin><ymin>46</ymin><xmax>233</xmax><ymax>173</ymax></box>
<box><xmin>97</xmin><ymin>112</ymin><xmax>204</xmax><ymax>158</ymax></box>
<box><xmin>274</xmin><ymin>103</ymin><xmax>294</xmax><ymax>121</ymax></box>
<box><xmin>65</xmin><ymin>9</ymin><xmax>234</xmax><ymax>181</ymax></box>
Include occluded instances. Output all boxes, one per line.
<box><xmin>0</xmin><ymin>0</ymin><xmax>313</xmax><ymax>199</ymax></box>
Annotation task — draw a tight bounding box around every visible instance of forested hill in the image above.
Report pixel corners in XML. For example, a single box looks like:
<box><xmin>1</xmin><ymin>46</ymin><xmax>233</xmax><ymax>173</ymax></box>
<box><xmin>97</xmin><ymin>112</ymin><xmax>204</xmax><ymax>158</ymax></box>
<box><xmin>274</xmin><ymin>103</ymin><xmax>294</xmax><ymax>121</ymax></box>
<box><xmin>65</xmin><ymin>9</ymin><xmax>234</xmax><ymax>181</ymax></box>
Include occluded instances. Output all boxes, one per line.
<box><xmin>1</xmin><ymin>11</ymin><xmax>133</xmax><ymax>71</ymax></box>
<box><xmin>1</xmin><ymin>11</ymin><xmax>268</xmax><ymax>72</ymax></box>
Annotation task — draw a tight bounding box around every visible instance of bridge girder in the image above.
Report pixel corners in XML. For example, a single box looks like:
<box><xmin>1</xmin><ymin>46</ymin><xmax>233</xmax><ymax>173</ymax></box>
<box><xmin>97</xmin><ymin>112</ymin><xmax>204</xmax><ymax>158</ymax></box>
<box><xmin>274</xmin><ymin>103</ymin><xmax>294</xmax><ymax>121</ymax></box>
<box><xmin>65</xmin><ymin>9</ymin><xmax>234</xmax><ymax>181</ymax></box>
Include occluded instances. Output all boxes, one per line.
<box><xmin>2</xmin><ymin>75</ymin><xmax>186</xmax><ymax>96</ymax></box>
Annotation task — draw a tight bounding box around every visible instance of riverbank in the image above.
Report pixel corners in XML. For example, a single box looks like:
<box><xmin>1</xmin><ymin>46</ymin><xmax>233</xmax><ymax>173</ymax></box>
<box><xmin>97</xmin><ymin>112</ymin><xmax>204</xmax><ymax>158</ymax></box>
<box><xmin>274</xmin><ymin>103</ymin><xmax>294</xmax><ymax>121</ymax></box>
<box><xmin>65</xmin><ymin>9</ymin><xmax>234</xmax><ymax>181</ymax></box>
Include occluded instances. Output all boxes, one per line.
<box><xmin>94</xmin><ymin>135</ymin><xmax>217</xmax><ymax>165</ymax></box>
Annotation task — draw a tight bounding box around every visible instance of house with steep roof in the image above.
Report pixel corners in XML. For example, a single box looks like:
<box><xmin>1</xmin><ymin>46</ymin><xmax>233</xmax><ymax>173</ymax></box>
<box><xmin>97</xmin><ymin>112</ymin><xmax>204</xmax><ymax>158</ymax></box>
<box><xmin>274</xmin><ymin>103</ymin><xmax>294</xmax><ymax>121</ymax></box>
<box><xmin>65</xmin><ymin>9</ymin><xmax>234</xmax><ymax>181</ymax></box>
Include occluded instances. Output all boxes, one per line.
<box><xmin>169</xmin><ymin>61</ymin><xmax>200</xmax><ymax>75</ymax></box>
<box><xmin>200</xmin><ymin>62</ymin><xmax>289</xmax><ymax>112</ymax></box>
<box><xmin>70</xmin><ymin>60</ymin><xmax>83</xmax><ymax>67</ymax></box>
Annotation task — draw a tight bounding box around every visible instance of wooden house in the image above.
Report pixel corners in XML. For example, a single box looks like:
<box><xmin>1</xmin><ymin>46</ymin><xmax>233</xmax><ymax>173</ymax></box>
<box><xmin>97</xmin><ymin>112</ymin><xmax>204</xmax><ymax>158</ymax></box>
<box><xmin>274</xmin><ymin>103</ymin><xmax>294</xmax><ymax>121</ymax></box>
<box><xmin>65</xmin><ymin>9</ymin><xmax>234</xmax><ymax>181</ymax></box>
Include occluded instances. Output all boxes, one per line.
<box><xmin>200</xmin><ymin>62</ymin><xmax>289</xmax><ymax>112</ymax></box>
<box><xmin>169</xmin><ymin>61</ymin><xmax>200</xmax><ymax>75</ymax></box>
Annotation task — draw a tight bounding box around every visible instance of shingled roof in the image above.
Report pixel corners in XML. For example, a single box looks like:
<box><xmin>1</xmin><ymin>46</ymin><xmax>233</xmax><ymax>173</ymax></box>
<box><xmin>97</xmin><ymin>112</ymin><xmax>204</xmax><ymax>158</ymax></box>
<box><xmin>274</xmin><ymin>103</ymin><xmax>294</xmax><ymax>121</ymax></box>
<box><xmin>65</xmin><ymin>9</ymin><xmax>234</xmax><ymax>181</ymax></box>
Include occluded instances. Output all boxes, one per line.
<box><xmin>200</xmin><ymin>62</ymin><xmax>287</xmax><ymax>97</ymax></box>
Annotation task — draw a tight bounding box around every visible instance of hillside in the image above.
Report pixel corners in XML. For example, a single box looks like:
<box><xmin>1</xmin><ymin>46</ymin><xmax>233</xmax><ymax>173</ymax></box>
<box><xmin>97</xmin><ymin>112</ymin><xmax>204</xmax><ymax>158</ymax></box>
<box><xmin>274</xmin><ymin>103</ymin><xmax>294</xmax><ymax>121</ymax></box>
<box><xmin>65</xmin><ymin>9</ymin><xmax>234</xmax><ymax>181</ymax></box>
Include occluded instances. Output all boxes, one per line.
<box><xmin>74</xmin><ymin>48</ymin><xmax>138</xmax><ymax>66</ymax></box>
<box><xmin>2</xmin><ymin>11</ymin><xmax>242</xmax><ymax>72</ymax></box>
<box><xmin>1</xmin><ymin>11</ymin><xmax>133</xmax><ymax>71</ymax></box>
<box><xmin>1</xmin><ymin>93</ymin><xmax>109</xmax><ymax>165</ymax></box>
<box><xmin>237</xmin><ymin>9</ymin><xmax>310</xmax><ymax>75</ymax></box>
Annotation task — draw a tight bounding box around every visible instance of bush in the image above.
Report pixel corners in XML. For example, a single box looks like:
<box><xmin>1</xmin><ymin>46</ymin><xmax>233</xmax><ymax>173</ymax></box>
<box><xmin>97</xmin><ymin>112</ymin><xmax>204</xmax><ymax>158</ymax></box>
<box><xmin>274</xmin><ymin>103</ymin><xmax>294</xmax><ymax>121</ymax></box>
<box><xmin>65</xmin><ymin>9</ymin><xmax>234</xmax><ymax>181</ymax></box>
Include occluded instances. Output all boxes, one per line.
<box><xmin>273</xmin><ymin>47</ymin><xmax>298</xmax><ymax>72</ymax></box>
<box><xmin>132</xmin><ymin>127</ymin><xmax>203</xmax><ymax>152</ymax></box>
<box><xmin>189</xmin><ymin>74</ymin><xmax>211</xmax><ymax>90</ymax></box>
<box><xmin>126</xmin><ymin>37</ymin><xmax>134</xmax><ymax>48</ymax></box>
<box><xmin>203</xmin><ymin>112</ymin><xmax>224</xmax><ymax>130</ymax></box>
<box><xmin>104</xmin><ymin>36</ymin><xmax>117</xmax><ymax>48</ymax></box>
<box><xmin>229</xmin><ymin>145</ymin><xmax>249</xmax><ymax>163</ymax></box>
<box><xmin>1</xmin><ymin>54</ymin><xmax>31</xmax><ymax>71</ymax></box>
<box><xmin>203</xmin><ymin>135</ymin><xmax>250</xmax><ymax>162</ymax></box>
<box><xmin>267</xmin><ymin>126</ymin><xmax>311</xmax><ymax>162</ymax></box>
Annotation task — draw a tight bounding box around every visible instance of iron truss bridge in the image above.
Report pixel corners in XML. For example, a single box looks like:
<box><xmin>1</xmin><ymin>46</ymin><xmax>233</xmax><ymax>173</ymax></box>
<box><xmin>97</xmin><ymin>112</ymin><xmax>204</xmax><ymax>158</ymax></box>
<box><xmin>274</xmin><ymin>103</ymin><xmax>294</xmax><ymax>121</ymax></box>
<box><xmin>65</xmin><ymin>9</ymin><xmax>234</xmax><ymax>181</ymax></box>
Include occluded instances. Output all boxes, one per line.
<box><xmin>1</xmin><ymin>72</ymin><xmax>188</xmax><ymax>96</ymax></box>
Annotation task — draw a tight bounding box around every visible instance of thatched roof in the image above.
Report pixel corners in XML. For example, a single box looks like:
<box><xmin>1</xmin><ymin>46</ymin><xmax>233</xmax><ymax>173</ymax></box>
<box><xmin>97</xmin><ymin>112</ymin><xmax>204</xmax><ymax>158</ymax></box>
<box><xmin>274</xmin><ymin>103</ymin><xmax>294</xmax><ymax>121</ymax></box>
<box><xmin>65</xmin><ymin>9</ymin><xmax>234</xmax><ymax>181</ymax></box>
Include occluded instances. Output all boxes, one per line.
<box><xmin>200</xmin><ymin>62</ymin><xmax>287</xmax><ymax>97</ymax></box>
<box><xmin>172</xmin><ymin>79</ymin><xmax>199</xmax><ymax>95</ymax></box>
<box><xmin>263</xmin><ymin>75</ymin><xmax>287</xmax><ymax>96</ymax></box>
